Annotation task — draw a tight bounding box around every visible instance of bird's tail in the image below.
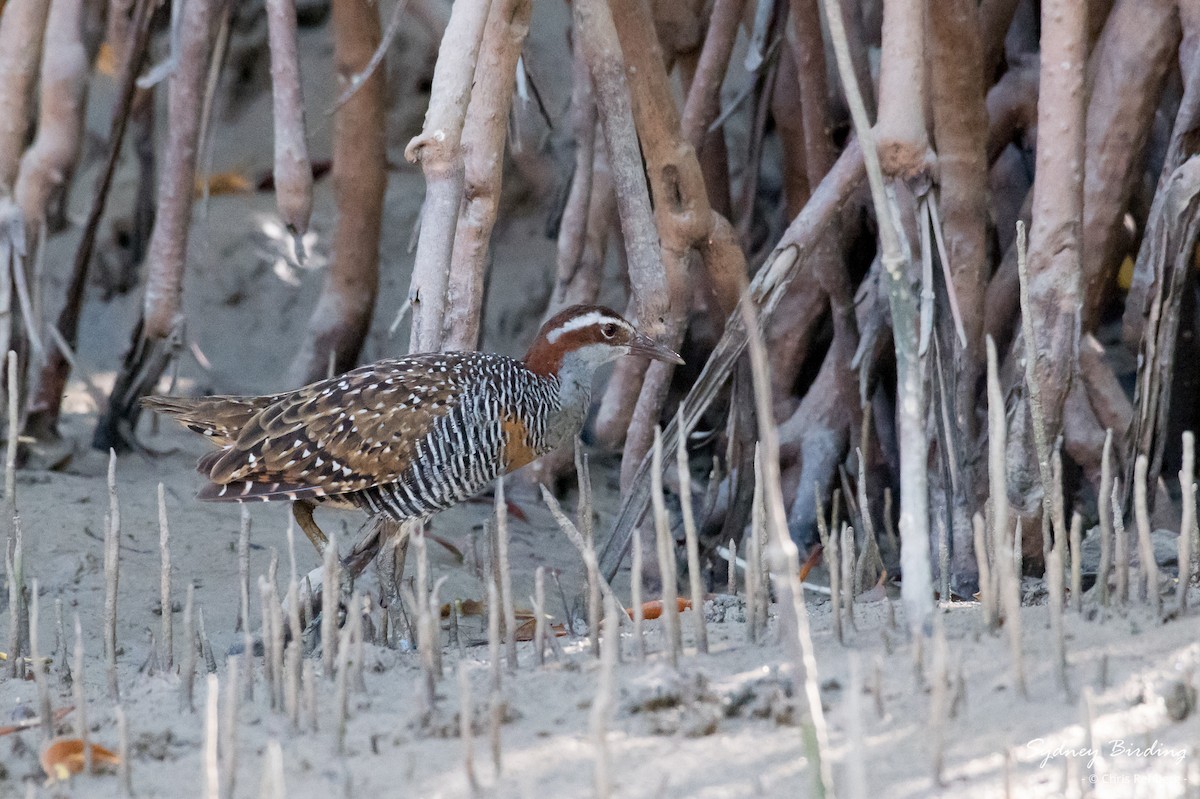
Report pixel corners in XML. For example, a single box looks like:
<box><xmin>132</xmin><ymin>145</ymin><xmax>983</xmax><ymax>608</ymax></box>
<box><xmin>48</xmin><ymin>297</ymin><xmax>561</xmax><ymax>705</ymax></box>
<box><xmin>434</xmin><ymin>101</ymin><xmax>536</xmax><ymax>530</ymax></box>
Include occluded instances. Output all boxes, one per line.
<box><xmin>141</xmin><ymin>394</ymin><xmax>279</xmax><ymax>446</ymax></box>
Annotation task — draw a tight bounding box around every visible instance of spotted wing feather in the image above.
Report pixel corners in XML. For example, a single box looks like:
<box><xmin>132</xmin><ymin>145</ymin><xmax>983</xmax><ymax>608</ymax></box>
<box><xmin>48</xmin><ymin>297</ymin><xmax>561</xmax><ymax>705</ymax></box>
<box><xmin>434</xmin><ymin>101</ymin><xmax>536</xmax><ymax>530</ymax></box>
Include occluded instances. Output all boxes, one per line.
<box><xmin>197</xmin><ymin>356</ymin><xmax>477</xmax><ymax>502</ymax></box>
<box><xmin>141</xmin><ymin>394</ymin><xmax>284</xmax><ymax>446</ymax></box>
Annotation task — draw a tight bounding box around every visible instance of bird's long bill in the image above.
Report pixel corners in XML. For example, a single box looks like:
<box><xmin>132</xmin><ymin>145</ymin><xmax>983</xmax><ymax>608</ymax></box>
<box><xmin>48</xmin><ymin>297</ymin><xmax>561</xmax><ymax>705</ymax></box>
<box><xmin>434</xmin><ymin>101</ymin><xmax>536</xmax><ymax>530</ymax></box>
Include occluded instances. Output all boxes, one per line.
<box><xmin>629</xmin><ymin>333</ymin><xmax>685</xmax><ymax>365</ymax></box>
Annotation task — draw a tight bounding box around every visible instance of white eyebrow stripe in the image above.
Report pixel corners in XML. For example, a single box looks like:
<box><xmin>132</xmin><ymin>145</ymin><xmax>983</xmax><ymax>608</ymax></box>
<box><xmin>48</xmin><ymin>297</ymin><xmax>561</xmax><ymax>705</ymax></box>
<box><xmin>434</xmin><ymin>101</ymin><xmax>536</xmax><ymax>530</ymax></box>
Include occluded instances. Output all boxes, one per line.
<box><xmin>545</xmin><ymin>311</ymin><xmax>631</xmax><ymax>343</ymax></box>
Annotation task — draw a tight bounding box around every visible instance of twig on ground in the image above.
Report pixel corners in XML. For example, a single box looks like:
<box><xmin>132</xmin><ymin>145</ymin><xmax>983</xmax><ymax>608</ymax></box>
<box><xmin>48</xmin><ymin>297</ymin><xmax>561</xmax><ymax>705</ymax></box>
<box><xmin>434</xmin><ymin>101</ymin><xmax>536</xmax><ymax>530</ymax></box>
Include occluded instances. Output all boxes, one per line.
<box><xmin>591</xmin><ymin>592</ymin><xmax>618</xmax><ymax>799</ymax></box>
<box><xmin>158</xmin><ymin>483</ymin><xmax>173</xmax><ymax>670</ymax></box>
<box><xmin>1098</xmin><ymin>429</ymin><xmax>1114</xmax><ymax>606</ymax></box>
<box><xmin>204</xmin><ymin>673</ymin><xmax>220</xmax><ymax>799</ymax></box>
<box><xmin>459</xmin><ymin>662</ymin><xmax>479</xmax><ymax>795</ymax></box>
<box><xmin>1179</xmin><ymin>432</ymin><xmax>1196</xmax><ymax>614</ymax></box>
<box><xmin>1134</xmin><ymin>455</ymin><xmax>1161</xmax><ymax>616</ymax></box>
<box><xmin>30</xmin><ymin>579</ymin><xmax>51</xmax><ymax>741</ymax></box>
<box><xmin>181</xmin><ymin>582</ymin><xmax>196</xmax><ymax>711</ymax></box>
<box><xmin>677</xmin><ymin>413</ymin><xmax>709</xmax><ymax>653</ymax></box>
<box><xmin>1069</xmin><ymin>512</ymin><xmax>1083</xmax><ymax>614</ymax></box>
<box><xmin>104</xmin><ymin>451</ymin><xmax>121</xmax><ymax>701</ymax></box>
<box><xmin>495</xmin><ymin>477</ymin><xmax>517</xmax><ymax>671</ymax></box>
<box><xmin>631</xmin><ymin>524</ymin><xmax>645</xmax><ymax>662</ymax></box>
<box><xmin>1112</xmin><ymin>480</ymin><xmax>1130</xmax><ymax>607</ymax></box>
<box><xmin>321</xmin><ymin>533</ymin><xmax>339</xmax><ymax>678</ymax></box>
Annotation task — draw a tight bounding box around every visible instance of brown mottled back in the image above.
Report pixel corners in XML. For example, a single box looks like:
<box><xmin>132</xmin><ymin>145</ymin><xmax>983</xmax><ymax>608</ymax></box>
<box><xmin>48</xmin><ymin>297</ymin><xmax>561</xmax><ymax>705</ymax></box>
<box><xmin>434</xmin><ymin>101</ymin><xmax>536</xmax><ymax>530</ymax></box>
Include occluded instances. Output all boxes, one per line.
<box><xmin>145</xmin><ymin>352</ymin><xmax>562</xmax><ymax>513</ymax></box>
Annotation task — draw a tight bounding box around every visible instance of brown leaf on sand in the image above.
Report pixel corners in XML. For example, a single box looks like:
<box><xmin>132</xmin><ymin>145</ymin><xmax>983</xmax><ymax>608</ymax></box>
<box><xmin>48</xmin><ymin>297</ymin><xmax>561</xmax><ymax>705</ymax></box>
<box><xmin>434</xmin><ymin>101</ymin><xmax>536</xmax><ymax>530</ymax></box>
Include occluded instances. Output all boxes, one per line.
<box><xmin>440</xmin><ymin>598</ymin><xmax>564</xmax><ymax>640</ymax></box>
<box><xmin>441</xmin><ymin>598</ymin><xmax>542</xmax><ymax>621</ymax></box>
<box><xmin>441</xmin><ymin>598</ymin><xmax>487</xmax><ymax>619</ymax></box>
<box><xmin>511</xmin><ymin>617</ymin><xmax>567</xmax><ymax>641</ymax></box>
<box><xmin>629</xmin><ymin>598</ymin><xmax>692</xmax><ymax>620</ymax></box>
<box><xmin>194</xmin><ymin>172</ymin><xmax>253</xmax><ymax>197</ymax></box>
<box><xmin>41</xmin><ymin>737</ymin><xmax>121</xmax><ymax>782</ymax></box>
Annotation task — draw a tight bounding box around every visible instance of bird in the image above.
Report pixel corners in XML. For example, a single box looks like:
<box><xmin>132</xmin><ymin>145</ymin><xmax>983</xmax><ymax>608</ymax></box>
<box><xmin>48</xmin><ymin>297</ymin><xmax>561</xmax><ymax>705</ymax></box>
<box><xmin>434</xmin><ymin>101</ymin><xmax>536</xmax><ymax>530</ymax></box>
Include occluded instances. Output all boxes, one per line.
<box><xmin>143</xmin><ymin>304</ymin><xmax>683</xmax><ymax>576</ymax></box>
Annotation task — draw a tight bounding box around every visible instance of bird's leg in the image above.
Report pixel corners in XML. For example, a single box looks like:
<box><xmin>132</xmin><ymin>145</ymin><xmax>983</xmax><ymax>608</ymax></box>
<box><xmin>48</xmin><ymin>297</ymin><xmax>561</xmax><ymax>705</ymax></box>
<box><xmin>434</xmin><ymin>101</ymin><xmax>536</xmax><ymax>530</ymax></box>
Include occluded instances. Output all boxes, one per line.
<box><xmin>370</xmin><ymin>519</ymin><xmax>411</xmax><ymax>606</ymax></box>
<box><xmin>292</xmin><ymin>499</ymin><xmax>329</xmax><ymax>556</ymax></box>
<box><xmin>342</xmin><ymin>516</ymin><xmax>410</xmax><ymax>584</ymax></box>
<box><xmin>295</xmin><ymin>516</ymin><xmax>409</xmax><ymax>636</ymax></box>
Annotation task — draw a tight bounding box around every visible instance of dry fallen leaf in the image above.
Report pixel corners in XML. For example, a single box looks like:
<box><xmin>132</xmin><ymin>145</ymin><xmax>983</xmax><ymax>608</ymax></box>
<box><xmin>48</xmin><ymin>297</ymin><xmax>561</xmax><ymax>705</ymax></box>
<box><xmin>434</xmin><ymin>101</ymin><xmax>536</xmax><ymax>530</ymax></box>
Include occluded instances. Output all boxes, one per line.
<box><xmin>441</xmin><ymin>598</ymin><xmax>486</xmax><ymax>619</ymax></box>
<box><xmin>440</xmin><ymin>599</ymin><xmax>541</xmax><ymax>620</ymax></box>
<box><xmin>511</xmin><ymin>617</ymin><xmax>567</xmax><ymax>641</ymax></box>
<box><xmin>41</xmin><ymin>737</ymin><xmax>121</xmax><ymax>782</ymax></box>
<box><xmin>629</xmin><ymin>598</ymin><xmax>692</xmax><ymax>621</ymax></box>
<box><xmin>194</xmin><ymin>171</ymin><xmax>253</xmax><ymax>197</ymax></box>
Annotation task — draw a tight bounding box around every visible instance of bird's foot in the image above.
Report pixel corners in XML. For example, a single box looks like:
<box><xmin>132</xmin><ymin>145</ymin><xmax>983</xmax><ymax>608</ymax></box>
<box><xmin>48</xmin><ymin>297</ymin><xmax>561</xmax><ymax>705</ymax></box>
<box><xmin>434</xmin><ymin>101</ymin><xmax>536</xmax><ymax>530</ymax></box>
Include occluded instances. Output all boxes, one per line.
<box><xmin>292</xmin><ymin>500</ymin><xmax>330</xmax><ymax>556</ymax></box>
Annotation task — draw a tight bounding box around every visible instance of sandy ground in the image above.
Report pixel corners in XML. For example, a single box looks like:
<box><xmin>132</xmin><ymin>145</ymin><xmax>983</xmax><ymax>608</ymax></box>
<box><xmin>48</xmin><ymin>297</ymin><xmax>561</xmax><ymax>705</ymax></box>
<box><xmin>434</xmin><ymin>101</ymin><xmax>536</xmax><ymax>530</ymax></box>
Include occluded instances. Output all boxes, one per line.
<box><xmin>3</xmin><ymin>6</ymin><xmax>1200</xmax><ymax>799</ymax></box>
<box><xmin>6</xmin><ymin>443</ymin><xmax>1200</xmax><ymax>799</ymax></box>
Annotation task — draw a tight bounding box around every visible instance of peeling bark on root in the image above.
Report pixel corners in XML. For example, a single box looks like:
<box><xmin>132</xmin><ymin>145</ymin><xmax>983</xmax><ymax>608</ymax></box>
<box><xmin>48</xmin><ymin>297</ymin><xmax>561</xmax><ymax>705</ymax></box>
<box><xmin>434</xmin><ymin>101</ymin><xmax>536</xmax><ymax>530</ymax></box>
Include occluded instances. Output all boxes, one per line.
<box><xmin>930</xmin><ymin>0</ymin><xmax>990</xmax><ymax>583</ymax></box>
<box><xmin>404</xmin><ymin>0</ymin><xmax>491</xmax><ymax>354</ymax></box>
<box><xmin>442</xmin><ymin>0</ymin><xmax>533</xmax><ymax>352</ymax></box>
<box><xmin>1023</xmin><ymin>0</ymin><xmax>1086</xmax><ymax>452</ymax></box>
<box><xmin>1123</xmin><ymin>44</ymin><xmax>1200</xmax><ymax>348</ymax></box>
<box><xmin>1125</xmin><ymin>158</ymin><xmax>1200</xmax><ymax>499</ymax></box>
<box><xmin>873</xmin><ymin>0</ymin><xmax>933</xmax><ymax>179</ymax></box>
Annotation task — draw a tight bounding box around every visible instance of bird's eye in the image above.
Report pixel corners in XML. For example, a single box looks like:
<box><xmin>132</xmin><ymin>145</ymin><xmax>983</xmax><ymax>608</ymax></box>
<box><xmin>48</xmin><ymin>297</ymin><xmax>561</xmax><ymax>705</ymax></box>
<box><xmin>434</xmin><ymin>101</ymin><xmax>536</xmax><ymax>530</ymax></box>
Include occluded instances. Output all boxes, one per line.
<box><xmin>601</xmin><ymin>323</ymin><xmax>618</xmax><ymax>339</ymax></box>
